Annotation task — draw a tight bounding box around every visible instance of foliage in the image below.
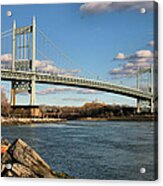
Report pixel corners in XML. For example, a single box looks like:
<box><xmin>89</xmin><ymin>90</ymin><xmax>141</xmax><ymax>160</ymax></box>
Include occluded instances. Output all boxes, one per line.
<box><xmin>1</xmin><ymin>91</ymin><xmax>10</xmax><ymax>117</ymax></box>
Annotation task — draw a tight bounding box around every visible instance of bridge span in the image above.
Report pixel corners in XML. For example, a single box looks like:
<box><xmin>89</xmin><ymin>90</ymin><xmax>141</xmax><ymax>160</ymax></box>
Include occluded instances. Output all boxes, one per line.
<box><xmin>1</xmin><ymin>17</ymin><xmax>154</xmax><ymax>113</ymax></box>
<box><xmin>1</xmin><ymin>69</ymin><xmax>153</xmax><ymax>101</ymax></box>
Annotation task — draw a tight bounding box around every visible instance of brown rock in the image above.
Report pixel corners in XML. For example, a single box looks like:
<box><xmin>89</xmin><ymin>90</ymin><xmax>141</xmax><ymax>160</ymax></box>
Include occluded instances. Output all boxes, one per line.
<box><xmin>6</xmin><ymin>171</ymin><xmax>14</xmax><ymax>177</ymax></box>
<box><xmin>1</xmin><ymin>138</ymin><xmax>10</xmax><ymax>146</ymax></box>
<box><xmin>1</xmin><ymin>152</ymin><xmax>13</xmax><ymax>164</ymax></box>
<box><xmin>1</xmin><ymin>138</ymin><xmax>71</xmax><ymax>178</ymax></box>
<box><xmin>1</xmin><ymin>164</ymin><xmax>6</xmax><ymax>173</ymax></box>
<box><xmin>11</xmin><ymin>163</ymin><xmax>38</xmax><ymax>177</ymax></box>
<box><xmin>8</xmin><ymin>139</ymin><xmax>57</xmax><ymax>178</ymax></box>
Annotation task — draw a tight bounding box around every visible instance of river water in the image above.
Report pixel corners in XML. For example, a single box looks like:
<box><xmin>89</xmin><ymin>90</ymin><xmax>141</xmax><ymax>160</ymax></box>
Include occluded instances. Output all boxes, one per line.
<box><xmin>2</xmin><ymin>121</ymin><xmax>156</xmax><ymax>180</ymax></box>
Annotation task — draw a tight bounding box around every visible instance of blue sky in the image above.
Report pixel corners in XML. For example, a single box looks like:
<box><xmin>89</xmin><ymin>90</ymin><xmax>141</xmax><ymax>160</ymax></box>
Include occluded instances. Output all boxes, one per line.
<box><xmin>1</xmin><ymin>2</ymin><xmax>155</xmax><ymax>106</ymax></box>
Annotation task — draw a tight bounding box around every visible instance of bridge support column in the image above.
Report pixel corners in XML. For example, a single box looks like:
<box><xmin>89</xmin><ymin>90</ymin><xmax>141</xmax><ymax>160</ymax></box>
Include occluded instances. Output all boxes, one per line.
<box><xmin>30</xmin><ymin>17</ymin><xmax>36</xmax><ymax>106</ymax></box>
<box><xmin>30</xmin><ymin>79</ymin><xmax>35</xmax><ymax>106</ymax></box>
<box><xmin>137</xmin><ymin>98</ymin><xmax>141</xmax><ymax>113</ymax></box>
<box><xmin>11</xmin><ymin>81</ymin><xmax>16</xmax><ymax>106</ymax></box>
<box><xmin>150</xmin><ymin>98</ymin><xmax>154</xmax><ymax>113</ymax></box>
<box><xmin>12</xmin><ymin>20</ymin><xmax>16</xmax><ymax>71</ymax></box>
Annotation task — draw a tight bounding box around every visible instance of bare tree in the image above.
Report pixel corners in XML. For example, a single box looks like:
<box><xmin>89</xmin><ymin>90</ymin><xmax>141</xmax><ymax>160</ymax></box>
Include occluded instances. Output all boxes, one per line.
<box><xmin>1</xmin><ymin>91</ymin><xmax>10</xmax><ymax>117</ymax></box>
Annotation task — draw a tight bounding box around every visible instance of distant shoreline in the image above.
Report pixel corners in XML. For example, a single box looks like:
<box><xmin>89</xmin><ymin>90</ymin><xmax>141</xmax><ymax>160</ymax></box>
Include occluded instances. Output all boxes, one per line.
<box><xmin>79</xmin><ymin>116</ymin><xmax>156</xmax><ymax>122</ymax></box>
<box><xmin>1</xmin><ymin>117</ymin><xmax>67</xmax><ymax>126</ymax></box>
<box><xmin>1</xmin><ymin>115</ymin><xmax>156</xmax><ymax>126</ymax></box>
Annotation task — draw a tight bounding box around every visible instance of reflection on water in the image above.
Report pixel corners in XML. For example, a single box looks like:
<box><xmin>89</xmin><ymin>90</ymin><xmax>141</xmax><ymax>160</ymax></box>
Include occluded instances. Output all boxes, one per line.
<box><xmin>2</xmin><ymin>121</ymin><xmax>156</xmax><ymax>180</ymax></box>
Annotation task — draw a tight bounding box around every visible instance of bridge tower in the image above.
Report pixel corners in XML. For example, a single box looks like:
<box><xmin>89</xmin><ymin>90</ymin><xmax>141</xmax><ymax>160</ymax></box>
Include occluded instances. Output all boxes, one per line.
<box><xmin>11</xmin><ymin>17</ymin><xmax>36</xmax><ymax>106</ymax></box>
<box><xmin>150</xmin><ymin>64</ymin><xmax>154</xmax><ymax>113</ymax></box>
<box><xmin>136</xmin><ymin>65</ymin><xmax>154</xmax><ymax>113</ymax></box>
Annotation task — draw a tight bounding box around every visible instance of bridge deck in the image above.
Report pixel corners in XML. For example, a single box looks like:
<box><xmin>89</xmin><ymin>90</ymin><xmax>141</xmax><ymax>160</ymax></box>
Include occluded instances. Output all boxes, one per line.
<box><xmin>1</xmin><ymin>69</ymin><xmax>153</xmax><ymax>100</ymax></box>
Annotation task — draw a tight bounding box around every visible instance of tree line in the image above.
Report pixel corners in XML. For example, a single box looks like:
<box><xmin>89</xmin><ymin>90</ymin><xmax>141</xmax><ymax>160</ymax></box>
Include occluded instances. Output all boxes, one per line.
<box><xmin>1</xmin><ymin>91</ymin><xmax>150</xmax><ymax>118</ymax></box>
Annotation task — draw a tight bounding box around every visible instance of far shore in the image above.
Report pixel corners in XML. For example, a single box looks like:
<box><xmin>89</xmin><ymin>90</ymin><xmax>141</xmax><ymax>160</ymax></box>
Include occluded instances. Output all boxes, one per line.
<box><xmin>1</xmin><ymin>115</ymin><xmax>156</xmax><ymax>126</ymax></box>
<box><xmin>79</xmin><ymin>115</ymin><xmax>156</xmax><ymax>122</ymax></box>
<box><xmin>1</xmin><ymin>117</ymin><xmax>67</xmax><ymax>126</ymax></box>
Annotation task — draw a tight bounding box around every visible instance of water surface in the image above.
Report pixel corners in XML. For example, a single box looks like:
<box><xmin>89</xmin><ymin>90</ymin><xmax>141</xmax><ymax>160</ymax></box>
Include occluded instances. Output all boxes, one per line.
<box><xmin>2</xmin><ymin>120</ymin><xmax>156</xmax><ymax>180</ymax></box>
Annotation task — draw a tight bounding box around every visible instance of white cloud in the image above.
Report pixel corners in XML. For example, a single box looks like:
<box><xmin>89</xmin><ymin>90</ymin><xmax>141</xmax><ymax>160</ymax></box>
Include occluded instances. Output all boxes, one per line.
<box><xmin>80</xmin><ymin>2</ymin><xmax>112</xmax><ymax>13</ymax></box>
<box><xmin>110</xmin><ymin>67</ymin><xmax>136</xmax><ymax>77</ymax></box>
<box><xmin>114</xmin><ymin>50</ymin><xmax>153</xmax><ymax>62</ymax></box>
<box><xmin>78</xmin><ymin>89</ymin><xmax>99</xmax><ymax>94</ymax></box>
<box><xmin>114</xmin><ymin>53</ymin><xmax>126</xmax><ymax>60</ymax></box>
<box><xmin>110</xmin><ymin>61</ymin><xmax>151</xmax><ymax>77</ymax></box>
<box><xmin>132</xmin><ymin>57</ymin><xmax>152</xmax><ymax>63</ymax></box>
<box><xmin>80</xmin><ymin>1</ymin><xmax>153</xmax><ymax>14</ymax></box>
<box><xmin>110</xmin><ymin>68</ymin><xmax>121</xmax><ymax>73</ymax></box>
<box><xmin>35</xmin><ymin>60</ymin><xmax>62</xmax><ymax>73</ymax></box>
<box><xmin>35</xmin><ymin>60</ymin><xmax>43</xmax><ymax>68</ymax></box>
<box><xmin>111</xmin><ymin>49</ymin><xmax>153</xmax><ymax>77</ymax></box>
<box><xmin>36</xmin><ymin>87</ymin><xmax>99</xmax><ymax>95</ymax></box>
<box><xmin>134</xmin><ymin>50</ymin><xmax>153</xmax><ymax>58</ymax></box>
<box><xmin>0</xmin><ymin>53</ymin><xmax>12</xmax><ymax>63</ymax></box>
<box><xmin>135</xmin><ymin>62</ymin><xmax>150</xmax><ymax>68</ymax></box>
<box><xmin>0</xmin><ymin>53</ymin><xmax>80</xmax><ymax>75</ymax></box>
<box><xmin>148</xmin><ymin>40</ymin><xmax>155</xmax><ymax>46</ymax></box>
<box><xmin>41</xmin><ymin>64</ymin><xmax>60</xmax><ymax>73</ymax></box>
<box><xmin>36</xmin><ymin>59</ymin><xmax>80</xmax><ymax>75</ymax></box>
<box><xmin>124</xmin><ymin>62</ymin><xmax>134</xmax><ymax>68</ymax></box>
<box><xmin>36</xmin><ymin>87</ymin><xmax>71</xmax><ymax>95</ymax></box>
<box><xmin>62</xmin><ymin>98</ymin><xmax>87</xmax><ymax>102</ymax></box>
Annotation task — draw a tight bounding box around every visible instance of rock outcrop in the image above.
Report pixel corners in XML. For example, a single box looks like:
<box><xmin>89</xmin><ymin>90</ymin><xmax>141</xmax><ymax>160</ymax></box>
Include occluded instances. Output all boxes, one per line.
<box><xmin>1</xmin><ymin>138</ymin><xmax>71</xmax><ymax>178</ymax></box>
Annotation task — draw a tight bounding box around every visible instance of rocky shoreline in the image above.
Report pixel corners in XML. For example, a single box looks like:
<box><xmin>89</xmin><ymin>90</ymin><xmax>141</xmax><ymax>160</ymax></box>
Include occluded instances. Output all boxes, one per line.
<box><xmin>1</xmin><ymin>138</ymin><xmax>71</xmax><ymax>178</ymax></box>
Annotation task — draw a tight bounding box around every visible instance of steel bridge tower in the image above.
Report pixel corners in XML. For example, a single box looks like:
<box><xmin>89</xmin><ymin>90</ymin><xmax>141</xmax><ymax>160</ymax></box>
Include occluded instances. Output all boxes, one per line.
<box><xmin>11</xmin><ymin>17</ymin><xmax>36</xmax><ymax>106</ymax></box>
<box><xmin>136</xmin><ymin>65</ymin><xmax>154</xmax><ymax>113</ymax></box>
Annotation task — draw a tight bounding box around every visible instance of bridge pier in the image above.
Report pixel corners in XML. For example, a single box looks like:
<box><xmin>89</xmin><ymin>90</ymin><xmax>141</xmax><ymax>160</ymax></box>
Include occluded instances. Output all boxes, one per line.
<box><xmin>10</xmin><ymin>80</ymin><xmax>36</xmax><ymax>106</ymax></box>
<box><xmin>150</xmin><ymin>98</ymin><xmax>154</xmax><ymax>113</ymax></box>
<box><xmin>11</xmin><ymin>81</ymin><xmax>16</xmax><ymax>106</ymax></box>
<box><xmin>137</xmin><ymin>98</ymin><xmax>141</xmax><ymax>113</ymax></box>
<box><xmin>30</xmin><ymin>79</ymin><xmax>36</xmax><ymax>106</ymax></box>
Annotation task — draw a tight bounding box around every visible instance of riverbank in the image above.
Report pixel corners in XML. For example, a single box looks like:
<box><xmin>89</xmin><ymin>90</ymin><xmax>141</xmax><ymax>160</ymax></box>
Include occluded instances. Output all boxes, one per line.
<box><xmin>1</xmin><ymin>117</ymin><xmax>67</xmax><ymax>126</ymax></box>
<box><xmin>1</xmin><ymin>115</ymin><xmax>156</xmax><ymax>126</ymax></box>
<box><xmin>79</xmin><ymin>115</ymin><xmax>156</xmax><ymax>122</ymax></box>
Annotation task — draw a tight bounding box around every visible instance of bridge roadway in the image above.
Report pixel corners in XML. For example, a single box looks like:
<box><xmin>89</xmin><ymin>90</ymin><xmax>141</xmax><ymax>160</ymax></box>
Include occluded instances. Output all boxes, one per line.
<box><xmin>1</xmin><ymin>69</ymin><xmax>153</xmax><ymax>101</ymax></box>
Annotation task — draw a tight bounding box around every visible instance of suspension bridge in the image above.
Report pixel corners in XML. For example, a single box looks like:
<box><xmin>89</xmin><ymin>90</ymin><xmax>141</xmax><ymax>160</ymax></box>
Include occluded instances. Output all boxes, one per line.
<box><xmin>1</xmin><ymin>17</ymin><xmax>154</xmax><ymax>113</ymax></box>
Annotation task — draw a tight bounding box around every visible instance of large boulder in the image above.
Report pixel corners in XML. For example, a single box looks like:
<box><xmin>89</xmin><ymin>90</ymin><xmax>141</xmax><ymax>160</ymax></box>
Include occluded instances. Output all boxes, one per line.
<box><xmin>1</xmin><ymin>138</ymin><xmax>71</xmax><ymax>178</ymax></box>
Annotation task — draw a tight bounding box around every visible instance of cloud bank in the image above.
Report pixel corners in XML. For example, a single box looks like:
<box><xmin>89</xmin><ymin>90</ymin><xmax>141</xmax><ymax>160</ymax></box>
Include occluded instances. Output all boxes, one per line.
<box><xmin>0</xmin><ymin>53</ymin><xmax>12</xmax><ymax>62</ymax></box>
<box><xmin>36</xmin><ymin>87</ymin><xmax>99</xmax><ymax>95</ymax></box>
<box><xmin>80</xmin><ymin>1</ymin><xmax>154</xmax><ymax>14</ymax></box>
<box><xmin>62</xmin><ymin>98</ymin><xmax>88</xmax><ymax>102</ymax></box>
<box><xmin>110</xmin><ymin>49</ymin><xmax>154</xmax><ymax>77</ymax></box>
<box><xmin>0</xmin><ymin>53</ymin><xmax>80</xmax><ymax>75</ymax></box>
